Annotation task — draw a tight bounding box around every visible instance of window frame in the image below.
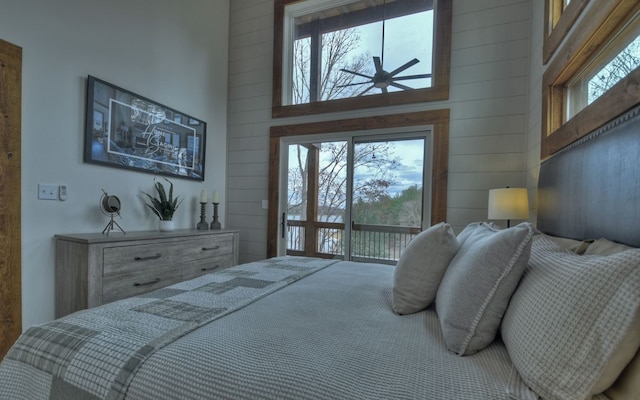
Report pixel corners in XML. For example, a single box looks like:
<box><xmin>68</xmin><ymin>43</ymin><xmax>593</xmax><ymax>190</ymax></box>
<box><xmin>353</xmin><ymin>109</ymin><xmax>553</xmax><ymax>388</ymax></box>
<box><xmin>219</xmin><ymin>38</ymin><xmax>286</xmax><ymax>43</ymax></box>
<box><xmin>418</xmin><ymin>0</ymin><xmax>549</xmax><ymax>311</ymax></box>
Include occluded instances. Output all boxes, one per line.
<box><xmin>272</xmin><ymin>0</ymin><xmax>452</xmax><ymax>118</ymax></box>
<box><xmin>543</xmin><ymin>0</ymin><xmax>590</xmax><ymax>64</ymax></box>
<box><xmin>541</xmin><ymin>0</ymin><xmax>640</xmax><ymax>158</ymax></box>
<box><xmin>267</xmin><ymin>109</ymin><xmax>449</xmax><ymax>257</ymax></box>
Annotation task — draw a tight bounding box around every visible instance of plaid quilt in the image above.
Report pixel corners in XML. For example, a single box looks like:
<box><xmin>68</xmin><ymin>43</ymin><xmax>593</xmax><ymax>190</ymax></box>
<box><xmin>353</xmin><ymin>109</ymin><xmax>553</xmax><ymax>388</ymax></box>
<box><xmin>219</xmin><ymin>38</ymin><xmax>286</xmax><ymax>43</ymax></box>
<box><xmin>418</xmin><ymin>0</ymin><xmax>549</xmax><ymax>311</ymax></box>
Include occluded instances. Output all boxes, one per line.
<box><xmin>0</xmin><ymin>256</ymin><xmax>338</xmax><ymax>400</ymax></box>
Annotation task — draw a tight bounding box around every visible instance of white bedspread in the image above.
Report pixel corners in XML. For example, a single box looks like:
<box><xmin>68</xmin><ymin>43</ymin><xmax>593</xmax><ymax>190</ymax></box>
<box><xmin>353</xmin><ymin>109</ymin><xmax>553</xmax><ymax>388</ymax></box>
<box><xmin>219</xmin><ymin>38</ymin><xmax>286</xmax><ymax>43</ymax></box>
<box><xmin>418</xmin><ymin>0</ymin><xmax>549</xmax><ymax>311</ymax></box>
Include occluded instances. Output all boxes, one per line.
<box><xmin>126</xmin><ymin>260</ymin><xmax>533</xmax><ymax>399</ymax></box>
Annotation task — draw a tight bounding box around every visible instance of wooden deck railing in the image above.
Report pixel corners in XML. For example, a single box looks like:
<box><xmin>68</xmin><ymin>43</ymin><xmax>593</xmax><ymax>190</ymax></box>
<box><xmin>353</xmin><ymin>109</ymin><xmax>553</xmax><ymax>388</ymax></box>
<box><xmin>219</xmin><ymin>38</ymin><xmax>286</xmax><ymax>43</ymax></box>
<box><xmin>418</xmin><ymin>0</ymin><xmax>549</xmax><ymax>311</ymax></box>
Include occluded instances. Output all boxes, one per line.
<box><xmin>286</xmin><ymin>220</ymin><xmax>420</xmax><ymax>264</ymax></box>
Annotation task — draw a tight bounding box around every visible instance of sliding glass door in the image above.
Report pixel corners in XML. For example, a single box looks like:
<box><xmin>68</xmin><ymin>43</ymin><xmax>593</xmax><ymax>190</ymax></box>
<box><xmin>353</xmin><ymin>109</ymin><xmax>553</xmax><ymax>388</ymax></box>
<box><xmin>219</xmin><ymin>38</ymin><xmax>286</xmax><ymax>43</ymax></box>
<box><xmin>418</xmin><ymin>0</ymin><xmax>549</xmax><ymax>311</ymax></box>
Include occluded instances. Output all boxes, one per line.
<box><xmin>281</xmin><ymin>131</ymin><xmax>431</xmax><ymax>264</ymax></box>
<box><xmin>350</xmin><ymin>137</ymin><xmax>426</xmax><ymax>264</ymax></box>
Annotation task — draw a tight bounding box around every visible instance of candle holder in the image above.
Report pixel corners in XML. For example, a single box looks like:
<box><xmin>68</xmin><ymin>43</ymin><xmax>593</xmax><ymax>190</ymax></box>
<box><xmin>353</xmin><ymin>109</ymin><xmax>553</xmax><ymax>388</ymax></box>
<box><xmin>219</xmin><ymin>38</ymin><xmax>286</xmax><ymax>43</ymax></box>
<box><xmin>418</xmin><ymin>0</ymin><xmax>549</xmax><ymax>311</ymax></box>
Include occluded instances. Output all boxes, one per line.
<box><xmin>210</xmin><ymin>202</ymin><xmax>221</xmax><ymax>230</ymax></box>
<box><xmin>197</xmin><ymin>202</ymin><xmax>209</xmax><ymax>230</ymax></box>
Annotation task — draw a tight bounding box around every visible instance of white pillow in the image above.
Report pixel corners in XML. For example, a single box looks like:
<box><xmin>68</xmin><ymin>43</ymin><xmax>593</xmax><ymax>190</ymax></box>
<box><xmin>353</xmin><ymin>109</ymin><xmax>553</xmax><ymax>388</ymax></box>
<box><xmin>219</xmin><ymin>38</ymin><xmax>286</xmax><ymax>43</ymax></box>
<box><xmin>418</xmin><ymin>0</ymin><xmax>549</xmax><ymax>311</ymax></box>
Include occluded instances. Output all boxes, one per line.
<box><xmin>391</xmin><ymin>222</ymin><xmax>458</xmax><ymax>315</ymax></box>
<box><xmin>436</xmin><ymin>222</ymin><xmax>534</xmax><ymax>355</ymax></box>
<box><xmin>501</xmin><ymin>236</ymin><xmax>640</xmax><ymax>399</ymax></box>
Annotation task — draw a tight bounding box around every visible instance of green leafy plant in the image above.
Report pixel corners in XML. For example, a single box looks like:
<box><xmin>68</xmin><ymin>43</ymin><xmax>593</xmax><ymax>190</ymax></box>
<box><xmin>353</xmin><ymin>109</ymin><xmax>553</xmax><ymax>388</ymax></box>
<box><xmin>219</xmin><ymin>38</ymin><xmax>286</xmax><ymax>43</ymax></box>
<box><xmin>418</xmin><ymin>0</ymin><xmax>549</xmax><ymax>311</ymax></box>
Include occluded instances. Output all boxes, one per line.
<box><xmin>141</xmin><ymin>178</ymin><xmax>183</xmax><ymax>221</ymax></box>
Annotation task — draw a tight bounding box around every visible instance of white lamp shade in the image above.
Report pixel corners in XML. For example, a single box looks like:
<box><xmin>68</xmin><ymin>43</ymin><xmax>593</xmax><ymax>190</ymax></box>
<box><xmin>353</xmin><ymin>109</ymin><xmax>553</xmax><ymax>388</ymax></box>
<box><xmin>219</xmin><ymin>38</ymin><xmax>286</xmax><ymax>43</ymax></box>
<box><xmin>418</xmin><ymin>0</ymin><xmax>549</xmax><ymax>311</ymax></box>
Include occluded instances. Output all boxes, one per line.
<box><xmin>488</xmin><ymin>188</ymin><xmax>529</xmax><ymax>220</ymax></box>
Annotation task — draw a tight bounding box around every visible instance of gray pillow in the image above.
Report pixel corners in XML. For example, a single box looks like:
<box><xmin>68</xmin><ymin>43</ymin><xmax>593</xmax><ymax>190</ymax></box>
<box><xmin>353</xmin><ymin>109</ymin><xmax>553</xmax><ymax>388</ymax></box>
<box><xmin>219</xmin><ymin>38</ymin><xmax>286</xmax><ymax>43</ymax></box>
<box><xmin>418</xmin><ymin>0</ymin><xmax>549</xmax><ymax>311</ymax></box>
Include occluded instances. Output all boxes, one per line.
<box><xmin>456</xmin><ymin>221</ymin><xmax>498</xmax><ymax>246</ymax></box>
<box><xmin>584</xmin><ymin>237</ymin><xmax>635</xmax><ymax>256</ymax></box>
<box><xmin>436</xmin><ymin>222</ymin><xmax>534</xmax><ymax>355</ymax></box>
<box><xmin>501</xmin><ymin>236</ymin><xmax>640</xmax><ymax>400</ymax></box>
<box><xmin>535</xmin><ymin>233</ymin><xmax>593</xmax><ymax>254</ymax></box>
<box><xmin>391</xmin><ymin>222</ymin><xmax>458</xmax><ymax>315</ymax></box>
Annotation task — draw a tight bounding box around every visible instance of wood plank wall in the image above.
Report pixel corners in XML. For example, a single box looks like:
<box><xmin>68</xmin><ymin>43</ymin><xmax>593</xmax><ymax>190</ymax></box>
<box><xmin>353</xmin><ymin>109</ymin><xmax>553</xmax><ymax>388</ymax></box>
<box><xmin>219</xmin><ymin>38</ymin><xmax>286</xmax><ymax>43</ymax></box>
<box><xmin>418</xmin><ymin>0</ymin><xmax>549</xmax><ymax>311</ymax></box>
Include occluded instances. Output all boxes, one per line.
<box><xmin>0</xmin><ymin>38</ymin><xmax>22</xmax><ymax>359</ymax></box>
<box><xmin>226</xmin><ymin>0</ymin><xmax>532</xmax><ymax>263</ymax></box>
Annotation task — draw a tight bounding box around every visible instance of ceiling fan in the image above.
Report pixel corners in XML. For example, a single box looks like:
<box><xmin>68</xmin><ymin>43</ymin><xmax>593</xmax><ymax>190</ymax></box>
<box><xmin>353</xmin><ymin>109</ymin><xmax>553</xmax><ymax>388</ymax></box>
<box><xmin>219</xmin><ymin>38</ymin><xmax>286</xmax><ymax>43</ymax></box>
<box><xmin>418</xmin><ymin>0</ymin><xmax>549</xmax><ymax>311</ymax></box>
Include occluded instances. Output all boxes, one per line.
<box><xmin>340</xmin><ymin>56</ymin><xmax>431</xmax><ymax>96</ymax></box>
<box><xmin>339</xmin><ymin>0</ymin><xmax>431</xmax><ymax>96</ymax></box>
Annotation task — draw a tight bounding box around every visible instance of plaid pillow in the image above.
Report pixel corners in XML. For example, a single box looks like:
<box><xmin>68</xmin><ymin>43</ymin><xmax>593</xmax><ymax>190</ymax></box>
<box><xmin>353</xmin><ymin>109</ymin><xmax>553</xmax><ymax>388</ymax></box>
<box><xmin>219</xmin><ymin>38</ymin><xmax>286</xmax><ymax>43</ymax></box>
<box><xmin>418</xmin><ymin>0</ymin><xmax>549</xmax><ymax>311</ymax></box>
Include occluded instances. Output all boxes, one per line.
<box><xmin>501</xmin><ymin>236</ymin><xmax>640</xmax><ymax>399</ymax></box>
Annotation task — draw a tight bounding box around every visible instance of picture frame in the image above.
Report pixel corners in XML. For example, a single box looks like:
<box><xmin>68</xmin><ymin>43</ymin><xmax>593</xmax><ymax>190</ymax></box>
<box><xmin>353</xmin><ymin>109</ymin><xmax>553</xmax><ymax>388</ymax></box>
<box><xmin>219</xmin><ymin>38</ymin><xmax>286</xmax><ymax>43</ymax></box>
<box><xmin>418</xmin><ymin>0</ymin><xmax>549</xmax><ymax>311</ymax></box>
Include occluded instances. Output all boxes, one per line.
<box><xmin>84</xmin><ymin>75</ymin><xmax>206</xmax><ymax>181</ymax></box>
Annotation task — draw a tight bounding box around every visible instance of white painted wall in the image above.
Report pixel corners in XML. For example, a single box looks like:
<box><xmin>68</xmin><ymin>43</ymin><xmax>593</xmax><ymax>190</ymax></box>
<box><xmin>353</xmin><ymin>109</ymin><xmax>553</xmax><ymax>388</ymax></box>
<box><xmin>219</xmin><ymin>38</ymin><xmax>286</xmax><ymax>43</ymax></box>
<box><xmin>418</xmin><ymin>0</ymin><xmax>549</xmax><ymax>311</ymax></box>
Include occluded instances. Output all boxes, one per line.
<box><xmin>227</xmin><ymin>0</ymin><xmax>532</xmax><ymax>262</ymax></box>
<box><xmin>0</xmin><ymin>0</ymin><xmax>229</xmax><ymax>328</ymax></box>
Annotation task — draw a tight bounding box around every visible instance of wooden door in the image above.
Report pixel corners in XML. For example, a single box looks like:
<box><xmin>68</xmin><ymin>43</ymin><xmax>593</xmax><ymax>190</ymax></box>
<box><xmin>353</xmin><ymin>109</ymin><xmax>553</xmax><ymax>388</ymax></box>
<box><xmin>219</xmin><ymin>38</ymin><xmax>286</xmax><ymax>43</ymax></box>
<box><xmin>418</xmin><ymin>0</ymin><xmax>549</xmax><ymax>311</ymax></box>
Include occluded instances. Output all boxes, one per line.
<box><xmin>0</xmin><ymin>38</ymin><xmax>22</xmax><ymax>359</ymax></box>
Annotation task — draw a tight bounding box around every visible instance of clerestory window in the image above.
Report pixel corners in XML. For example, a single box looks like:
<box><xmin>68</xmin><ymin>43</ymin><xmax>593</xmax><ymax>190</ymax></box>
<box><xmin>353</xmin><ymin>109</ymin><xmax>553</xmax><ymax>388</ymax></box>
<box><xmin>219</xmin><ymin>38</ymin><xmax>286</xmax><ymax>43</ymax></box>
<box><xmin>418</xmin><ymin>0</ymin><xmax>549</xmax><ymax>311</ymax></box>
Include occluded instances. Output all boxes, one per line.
<box><xmin>541</xmin><ymin>0</ymin><xmax>640</xmax><ymax>158</ymax></box>
<box><xmin>566</xmin><ymin>25</ymin><xmax>640</xmax><ymax>119</ymax></box>
<box><xmin>272</xmin><ymin>0</ymin><xmax>451</xmax><ymax>118</ymax></box>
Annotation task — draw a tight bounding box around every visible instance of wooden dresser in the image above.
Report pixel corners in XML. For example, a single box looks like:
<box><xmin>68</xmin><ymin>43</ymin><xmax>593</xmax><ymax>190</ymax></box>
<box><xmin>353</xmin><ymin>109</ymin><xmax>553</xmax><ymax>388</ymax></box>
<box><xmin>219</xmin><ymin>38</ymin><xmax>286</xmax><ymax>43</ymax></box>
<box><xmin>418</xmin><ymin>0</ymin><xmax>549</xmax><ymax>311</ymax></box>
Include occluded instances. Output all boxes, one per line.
<box><xmin>55</xmin><ymin>229</ymin><xmax>239</xmax><ymax>317</ymax></box>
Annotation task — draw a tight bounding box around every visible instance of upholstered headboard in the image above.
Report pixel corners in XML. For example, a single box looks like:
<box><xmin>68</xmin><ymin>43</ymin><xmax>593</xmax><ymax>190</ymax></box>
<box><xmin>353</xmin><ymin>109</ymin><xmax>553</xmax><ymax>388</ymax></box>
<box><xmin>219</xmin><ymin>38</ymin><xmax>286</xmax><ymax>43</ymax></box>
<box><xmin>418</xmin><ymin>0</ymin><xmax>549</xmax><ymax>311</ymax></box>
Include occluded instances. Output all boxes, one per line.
<box><xmin>537</xmin><ymin>105</ymin><xmax>640</xmax><ymax>247</ymax></box>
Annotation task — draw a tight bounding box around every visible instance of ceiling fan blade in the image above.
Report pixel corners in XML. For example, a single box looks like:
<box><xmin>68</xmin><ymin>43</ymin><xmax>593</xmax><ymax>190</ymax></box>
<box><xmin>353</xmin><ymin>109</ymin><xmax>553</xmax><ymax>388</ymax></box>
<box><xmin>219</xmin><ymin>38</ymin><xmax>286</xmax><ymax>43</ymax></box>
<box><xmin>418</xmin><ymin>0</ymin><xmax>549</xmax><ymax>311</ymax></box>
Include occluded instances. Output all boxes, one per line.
<box><xmin>337</xmin><ymin>81</ymin><xmax>371</xmax><ymax>88</ymax></box>
<box><xmin>358</xmin><ymin>84</ymin><xmax>376</xmax><ymax>96</ymax></box>
<box><xmin>392</xmin><ymin>73</ymin><xmax>432</xmax><ymax>81</ymax></box>
<box><xmin>373</xmin><ymin>56</ymin><xmax>384</xmax><ymax>73</ymax></box>
<box><xmin>340</xmin><ymin>68</ymin><xmax>374</xmax><ymax>80</ymax></box>
<box><xmin>388</xmin><ymin>58</ymin><xmax>420</xmax><ymax>77</ymax></box>
<box><xmin>389</xmin><ymin>82</ymin><xmax>414</xmax><ymax>91</ymax></box>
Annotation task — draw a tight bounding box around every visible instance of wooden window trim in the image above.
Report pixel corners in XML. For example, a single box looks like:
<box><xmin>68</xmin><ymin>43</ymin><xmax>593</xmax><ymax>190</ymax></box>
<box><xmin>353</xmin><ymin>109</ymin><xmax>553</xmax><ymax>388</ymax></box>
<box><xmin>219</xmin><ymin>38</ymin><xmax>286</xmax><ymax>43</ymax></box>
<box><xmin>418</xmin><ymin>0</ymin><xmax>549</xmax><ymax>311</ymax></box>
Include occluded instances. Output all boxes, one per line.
<box><xmin>272</xmin><ymin>0</ymin><xmax>452</xmax><ymax>119</ymax></box>
<box><xmin>541</xmin><ymin>0</ymin><xmax>640</xmax><ymax>159</ymax></box>
<box><xmin>543</xmin><ymin>0</ymin><xmax>590</xmax><ymax>65</ymax></box>
<box><xmin>267</xmin><ymin>109</ymin><xmax>449</xmax><ymax>257</ymax></box>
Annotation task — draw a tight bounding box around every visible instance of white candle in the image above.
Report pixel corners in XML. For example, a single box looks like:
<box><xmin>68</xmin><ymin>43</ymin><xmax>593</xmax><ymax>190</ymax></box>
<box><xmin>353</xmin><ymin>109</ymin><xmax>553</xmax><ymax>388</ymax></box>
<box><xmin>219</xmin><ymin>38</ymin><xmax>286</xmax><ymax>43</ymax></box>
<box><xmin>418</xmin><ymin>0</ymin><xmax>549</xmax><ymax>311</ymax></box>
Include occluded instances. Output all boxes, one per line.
<box><xmin>200</xmin><ymin>189</ymin><xmax>208</xmax><ymax>203</ymax></box>
<box><xmin>212</xmin><ymin>191</ymin><xmax>219</xmax><ymax>203</ymax></box>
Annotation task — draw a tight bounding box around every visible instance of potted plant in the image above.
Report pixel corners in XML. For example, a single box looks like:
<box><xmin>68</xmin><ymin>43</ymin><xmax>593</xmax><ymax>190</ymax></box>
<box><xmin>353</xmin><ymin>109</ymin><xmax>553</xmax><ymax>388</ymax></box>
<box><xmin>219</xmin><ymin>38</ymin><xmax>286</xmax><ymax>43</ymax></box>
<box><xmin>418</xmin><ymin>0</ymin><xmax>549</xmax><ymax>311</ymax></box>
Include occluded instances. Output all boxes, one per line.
<box><xmin>141</xmin><ymin>177</ymin><xmax>183</xmax><ymax>231</ymax></box>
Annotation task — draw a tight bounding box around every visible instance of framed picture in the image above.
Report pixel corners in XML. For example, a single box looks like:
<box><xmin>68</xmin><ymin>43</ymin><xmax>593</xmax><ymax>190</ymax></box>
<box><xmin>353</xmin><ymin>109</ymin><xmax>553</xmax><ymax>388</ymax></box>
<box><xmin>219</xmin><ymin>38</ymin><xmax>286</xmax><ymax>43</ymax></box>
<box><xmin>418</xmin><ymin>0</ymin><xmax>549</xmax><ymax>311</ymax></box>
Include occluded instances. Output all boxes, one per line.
<box><xmin>84</xmin><ymin>75</ymin><xmax>206</xmax><ymax>181</ymax></box>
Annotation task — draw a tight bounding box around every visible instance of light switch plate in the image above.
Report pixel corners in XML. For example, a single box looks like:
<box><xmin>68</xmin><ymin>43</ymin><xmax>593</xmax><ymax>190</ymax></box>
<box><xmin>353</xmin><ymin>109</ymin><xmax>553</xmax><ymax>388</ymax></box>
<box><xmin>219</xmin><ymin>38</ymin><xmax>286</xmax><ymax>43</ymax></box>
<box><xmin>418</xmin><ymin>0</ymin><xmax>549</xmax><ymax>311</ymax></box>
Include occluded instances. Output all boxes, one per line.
<box><xmin>38</xmin><ymin>184</ymin><xmax>58</xmax><ymax>200</ymax></box>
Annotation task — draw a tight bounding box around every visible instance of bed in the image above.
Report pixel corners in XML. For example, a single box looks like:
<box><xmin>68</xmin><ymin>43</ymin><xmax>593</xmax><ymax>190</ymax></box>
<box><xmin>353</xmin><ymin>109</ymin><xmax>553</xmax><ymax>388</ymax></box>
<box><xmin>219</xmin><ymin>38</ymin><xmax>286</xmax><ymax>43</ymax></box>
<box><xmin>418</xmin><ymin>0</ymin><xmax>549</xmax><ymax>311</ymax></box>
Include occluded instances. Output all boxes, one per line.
<box><xmin>1</xmin><ymin>107</ymin><xmax>640</xmax><ymax>400</ymax></box>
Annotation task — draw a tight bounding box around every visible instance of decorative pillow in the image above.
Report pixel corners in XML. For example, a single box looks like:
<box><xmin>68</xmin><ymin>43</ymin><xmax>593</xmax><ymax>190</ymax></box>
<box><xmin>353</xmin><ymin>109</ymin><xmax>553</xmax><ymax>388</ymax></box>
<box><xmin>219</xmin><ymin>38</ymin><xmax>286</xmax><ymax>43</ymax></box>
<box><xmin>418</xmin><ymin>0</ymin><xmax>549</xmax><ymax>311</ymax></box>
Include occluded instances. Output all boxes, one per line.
<box><xmin>501</xmin><ymin>236</ymin><xmax>640</xmax><ymax>400</ymax></box>
<box><xmin>581</xmin><ymin>239</ymin><xmax>640</xmax><ymax>399</ymax></box>
<box><xmin>584</xmin><ymin>237</ymin><xmax>635</xmax><ymax>256</ymax></box>
<box><xmin>391</xmin><ymin>222</ymin><xmax>458</xmax><ymax>315</ymax></box>
<box><xmin>600</xmin><ymin>315</ymin><xmax>640</xmax><ymax>395</ymax></box>
<box><xmin>435</xmin><ymin>222</ymin><xmax>534</xmax><ymax>355</ymax></box>
<box><xmin>456</xmin><ymin>221</ymin><xmax>497</xmax><ymax>246</ymax></box>
<box><xmin>606</xmin><ymin>346</ymin><xmax>640</xmax><ymax>400</ymax></box>
<box><xmin>535</xmin><ymin>233</ymin><xmax>593</xmax><ymax>254</ymax></box>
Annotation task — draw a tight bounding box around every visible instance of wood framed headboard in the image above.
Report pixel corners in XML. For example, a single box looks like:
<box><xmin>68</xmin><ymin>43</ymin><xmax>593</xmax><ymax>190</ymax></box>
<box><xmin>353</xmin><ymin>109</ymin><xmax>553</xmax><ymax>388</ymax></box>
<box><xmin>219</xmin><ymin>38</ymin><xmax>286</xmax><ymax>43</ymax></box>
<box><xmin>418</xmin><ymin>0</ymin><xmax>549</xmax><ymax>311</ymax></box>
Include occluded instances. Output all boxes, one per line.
<box><xmin>537</xmin><ymin>105</ymin><xmax>640</xmax><ymax>247</ymax></box>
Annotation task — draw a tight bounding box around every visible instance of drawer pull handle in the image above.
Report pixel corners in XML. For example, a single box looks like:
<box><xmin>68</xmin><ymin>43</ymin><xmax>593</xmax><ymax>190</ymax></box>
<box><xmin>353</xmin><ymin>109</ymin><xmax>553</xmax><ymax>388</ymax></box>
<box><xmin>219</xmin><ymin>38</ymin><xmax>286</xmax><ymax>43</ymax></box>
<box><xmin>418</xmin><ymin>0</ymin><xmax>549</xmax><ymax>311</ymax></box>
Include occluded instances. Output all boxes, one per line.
<box><xmin>202</xmin><ymin>246</ymin><xmax>220</xmax><ymax>251</ymax></box>
<box><xmin>133</xmin><ymin>278</ymin><xmax>161</xmax><ymax>287</ymax></box>
<box><xmin>134</xmin><ymin>253</ymin><xmax>161</xmax><ymax>261</ymax></box>
<box><xmin>201</xmin><ymin>265</ymin><xmax>220</xmax><ymax>272</ymax></box>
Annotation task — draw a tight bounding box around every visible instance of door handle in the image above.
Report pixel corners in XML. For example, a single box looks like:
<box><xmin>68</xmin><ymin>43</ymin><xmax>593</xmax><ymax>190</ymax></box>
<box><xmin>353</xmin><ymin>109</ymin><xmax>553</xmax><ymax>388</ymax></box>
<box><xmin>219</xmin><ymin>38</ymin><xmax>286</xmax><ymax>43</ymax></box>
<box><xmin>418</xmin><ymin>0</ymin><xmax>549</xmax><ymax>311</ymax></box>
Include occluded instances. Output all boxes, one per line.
<box><xmin>281</xmin><ymin>212</ymin><xmax>286</xmax><ymax>239</ymax></box>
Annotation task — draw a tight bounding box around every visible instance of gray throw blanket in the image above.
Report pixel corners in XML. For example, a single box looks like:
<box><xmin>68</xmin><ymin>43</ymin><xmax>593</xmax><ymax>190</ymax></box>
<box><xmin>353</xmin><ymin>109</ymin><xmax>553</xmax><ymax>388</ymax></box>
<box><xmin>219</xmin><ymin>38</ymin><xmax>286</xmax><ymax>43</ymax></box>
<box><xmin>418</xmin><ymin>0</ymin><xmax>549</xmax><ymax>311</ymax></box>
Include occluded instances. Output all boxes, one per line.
<box><xmin>0</xmin><ymin>257</ymin><xmax>338</xmax><ymax>400</ymax></box>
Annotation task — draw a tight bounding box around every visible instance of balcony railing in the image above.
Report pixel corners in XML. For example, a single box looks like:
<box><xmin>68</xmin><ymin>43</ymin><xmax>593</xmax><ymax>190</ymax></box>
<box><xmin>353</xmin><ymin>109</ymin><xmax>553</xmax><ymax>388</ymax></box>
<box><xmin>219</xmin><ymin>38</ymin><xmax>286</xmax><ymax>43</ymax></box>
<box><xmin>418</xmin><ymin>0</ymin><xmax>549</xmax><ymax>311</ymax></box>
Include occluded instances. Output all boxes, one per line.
<box><xmin>286</xmin><ymin>220</ymin><xmax>420</xmax><ymax>265</ymax></box>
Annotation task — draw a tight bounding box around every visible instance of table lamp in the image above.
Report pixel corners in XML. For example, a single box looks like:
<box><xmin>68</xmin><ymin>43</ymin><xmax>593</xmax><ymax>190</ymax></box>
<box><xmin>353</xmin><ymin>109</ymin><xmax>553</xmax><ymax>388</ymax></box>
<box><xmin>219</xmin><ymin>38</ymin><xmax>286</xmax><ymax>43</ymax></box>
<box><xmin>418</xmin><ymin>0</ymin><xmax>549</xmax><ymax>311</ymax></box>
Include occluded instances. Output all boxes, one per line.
<box><xmin>488</xmin><ymin>187</ymin><xmax>529</xmax><ymax>227</ymax></box>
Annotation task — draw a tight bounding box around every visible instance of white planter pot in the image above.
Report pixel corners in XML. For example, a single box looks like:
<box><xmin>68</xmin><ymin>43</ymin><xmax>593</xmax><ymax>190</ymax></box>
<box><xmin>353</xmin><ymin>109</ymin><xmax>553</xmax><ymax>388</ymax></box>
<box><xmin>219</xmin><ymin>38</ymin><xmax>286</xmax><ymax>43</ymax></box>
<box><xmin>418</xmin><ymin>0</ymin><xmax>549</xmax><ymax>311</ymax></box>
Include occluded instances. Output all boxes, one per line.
<box><xmin>158</xmin><ymin>220</ymin><xmax>175</xmax><ymax>232</ymax></box>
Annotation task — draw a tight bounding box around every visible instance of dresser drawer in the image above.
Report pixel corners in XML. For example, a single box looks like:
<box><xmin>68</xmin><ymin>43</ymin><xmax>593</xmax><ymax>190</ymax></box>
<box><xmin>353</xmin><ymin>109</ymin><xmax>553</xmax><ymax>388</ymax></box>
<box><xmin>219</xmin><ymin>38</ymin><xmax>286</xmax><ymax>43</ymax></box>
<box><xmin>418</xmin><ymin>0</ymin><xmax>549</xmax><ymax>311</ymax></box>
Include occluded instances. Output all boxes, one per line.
<box><xmin>182</xmin><ymin>254</ymin><xmax>235</xmax><ymax>281</ymax></box>
<box><xmin>102</xmin><ymin>265</ymin><xmax>183</xmax><ymax>304</ymax></box>
<box><xmin>103</xmin><ymin>241</ymin><xmax>182</xmax><ymax>276</ymax></box>
<box><xmin>103</xmin><ymin>234</ymin><xmax>234</xmax><ymax>276</ymax></box>
<box><xmin>186</xmin><ymin>233</ymin><xmax>235</xmax><ymax>258</ymax></box>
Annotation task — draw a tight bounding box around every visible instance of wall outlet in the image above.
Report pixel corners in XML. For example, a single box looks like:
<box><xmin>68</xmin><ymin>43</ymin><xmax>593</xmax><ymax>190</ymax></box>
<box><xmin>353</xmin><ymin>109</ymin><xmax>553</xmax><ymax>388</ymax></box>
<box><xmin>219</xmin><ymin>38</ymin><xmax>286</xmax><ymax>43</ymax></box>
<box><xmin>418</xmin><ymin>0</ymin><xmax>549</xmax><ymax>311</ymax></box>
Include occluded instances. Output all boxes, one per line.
<box><xmin>38</xmin><ymin>184</ymin><xmax>58</xmax><ymax>200</ymax></box>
